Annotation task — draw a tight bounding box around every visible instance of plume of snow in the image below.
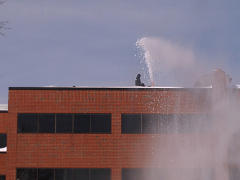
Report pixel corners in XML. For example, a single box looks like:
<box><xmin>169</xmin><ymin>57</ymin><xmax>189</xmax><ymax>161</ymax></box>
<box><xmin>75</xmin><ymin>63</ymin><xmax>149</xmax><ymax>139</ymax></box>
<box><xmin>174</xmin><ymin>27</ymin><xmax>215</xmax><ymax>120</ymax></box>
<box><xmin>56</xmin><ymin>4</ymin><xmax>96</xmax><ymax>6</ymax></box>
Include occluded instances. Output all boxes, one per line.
<box><xmin>136</xmin><ymin>37</ymin><xmax>198</xmax><ymax>86</ymax></box>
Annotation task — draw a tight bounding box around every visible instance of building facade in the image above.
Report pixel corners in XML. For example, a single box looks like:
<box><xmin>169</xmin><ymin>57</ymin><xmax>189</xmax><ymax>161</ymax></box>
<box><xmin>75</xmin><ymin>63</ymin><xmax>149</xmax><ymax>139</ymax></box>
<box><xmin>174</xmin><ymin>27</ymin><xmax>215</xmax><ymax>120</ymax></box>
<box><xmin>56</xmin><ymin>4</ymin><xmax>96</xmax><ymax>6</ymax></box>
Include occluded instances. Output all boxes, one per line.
<box><xmin>0</xmin><ymin>85</ymin><xmax>238</xmax><ymax>180</ymax></box>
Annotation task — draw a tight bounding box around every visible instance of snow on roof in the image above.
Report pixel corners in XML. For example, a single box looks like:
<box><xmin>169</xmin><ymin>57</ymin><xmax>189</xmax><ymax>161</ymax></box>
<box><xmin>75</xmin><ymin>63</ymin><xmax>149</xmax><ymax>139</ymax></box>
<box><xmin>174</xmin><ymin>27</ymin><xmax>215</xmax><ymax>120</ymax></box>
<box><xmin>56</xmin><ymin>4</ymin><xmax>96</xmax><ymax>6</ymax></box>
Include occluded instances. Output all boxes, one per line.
<box><xmin>0</xmin><ymin>147</ymin><xmax>7</xmax><ymax>152</ymax></box>
<box><xmin>9</xmin><ymin>86</ymin><xmax>215</xmax><ymax>91</ymax></box>
<box><xmin>69</xmin><ymin>86</ymin><xmax>185</xmax><ymax>88</ymax></box>
<box><xmin>0</xmin><ymin>104</ymin><xmax>8</xmax><ymax>111</ymax></box>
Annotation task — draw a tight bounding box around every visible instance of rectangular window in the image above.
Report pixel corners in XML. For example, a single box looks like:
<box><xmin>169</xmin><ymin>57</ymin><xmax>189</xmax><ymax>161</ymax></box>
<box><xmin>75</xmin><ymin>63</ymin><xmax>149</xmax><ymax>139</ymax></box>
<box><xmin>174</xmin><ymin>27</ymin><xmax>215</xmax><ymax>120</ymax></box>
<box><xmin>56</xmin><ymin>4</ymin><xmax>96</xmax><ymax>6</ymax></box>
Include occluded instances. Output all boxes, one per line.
<box><xmin>56</xmin><ymin>114</ymin><xmax>73</xmax><ymax>133</ymax></box>
<box><xmin>0</xmin><ymin>134</ymin><xmax>7</xmax><ymax>153</ymax></box>
<box><xmin>74</xmin><ymin>114</ymin><xmax>90</xmax><ymax>133</ymax></box>
<box><xmin>228</xmin><ymin>166</ymin><xmax>239</xmax><ymax>180</ymax></box>
<box><xmin>17</xmin><ymin>168</ymin><xmax>110</xmax><ymax>180</ymax></box>
<box><xmin>55</xmin><ymin>168</ymin><xmax>90</xmax><ymax>180</ymax></box>
<box><xmin>142</xmin><ymin>114</ymin><xmax>158</xmax><ymax>134</ymax></box>
<box><xmin>121</xmin><ymin>114</ymin><xmax>141</xmax><ymax>134</ymax></box>
<box><xmin>72</xmin><ymin>169</ymin><xmax>89</xmax><ymax>180</ymax></box>
<box><xmin>18</xmin><ymin>114</ymin><xmax>38</xmax><ymax>133</ymax></box>
<box><xmin>122</xmin><ymin>168</ymin><xmax>214</xmax><ymax>180</ymax></box>
<box><xmin>0</xmin><ymin>175</ymin><xmax>5</xmax><ymax>180</ymax></box>
<box><xmin>122</xmin><ymin>114</ymin><xmax>208</xmax><ymax>134</ymax></box>
<box><xmin>18</xmin><ymin>113</ymin><xmax>112</xmax><ymax>134</ymax></box>
<box><xmin>177</xmin><ymin>114</ymin><xmax>194</xmax><ymax>133</ymax></box>
<box><xmin>122</xmin><ymin>168</ymin><xmax>144</xmax><ymax>180</ymax></box>
<box><xmin>38</xmin><ymin>169</ymin><xmax>54</xmax><ymax>180</ymax></box>
<box><xmin>158</xmin><ymin>115</ymin><xmax>177</xmax><ymax>133</ymax></box>
<box><xmin>91</xmin><ymin>168</ymin><xmax>111</xmax><ymax>180</ymax></box>
<box><xmin>74</xmin><ymin>114</ymin><xmax>111</xmax><ymax>134</ymax></box>
<box><xmin>55</xmin><ymin>169</ymin><xmax>72</xmax><ymax>180</ymax></box>
<box><xmin>38</xmin><ymin>114</ymin><xmax>55</xmax><ymax>133</ymax></box>
<box><xmin>91</xmin><ymin>114</ymin><xmax>111</xmax><ymax>133</ymax></box>
<box><xmin>17</xmin><ymin>168</ymin><xmax>37</xmax><ymax>180</ymax></box>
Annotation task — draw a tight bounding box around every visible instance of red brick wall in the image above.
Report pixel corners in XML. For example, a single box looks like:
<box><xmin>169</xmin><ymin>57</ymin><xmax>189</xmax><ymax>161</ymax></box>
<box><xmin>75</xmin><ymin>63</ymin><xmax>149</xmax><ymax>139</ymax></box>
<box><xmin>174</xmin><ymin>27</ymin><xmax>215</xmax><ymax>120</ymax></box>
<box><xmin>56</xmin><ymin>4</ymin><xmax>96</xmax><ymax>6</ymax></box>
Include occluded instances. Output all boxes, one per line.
<box><xmin>4</xmin><ymin>88</ymin><xmax>213</xmax><ymax>180</ymax></box>
<box><xmin>0</xmin><ymin>112</ymin><xmax>8</xmax><ymax>175</ymax></box>
<box><xmin>0</xmin><ymin>112</ymin><xmax>8</xmax><ymax>133</ymax></box>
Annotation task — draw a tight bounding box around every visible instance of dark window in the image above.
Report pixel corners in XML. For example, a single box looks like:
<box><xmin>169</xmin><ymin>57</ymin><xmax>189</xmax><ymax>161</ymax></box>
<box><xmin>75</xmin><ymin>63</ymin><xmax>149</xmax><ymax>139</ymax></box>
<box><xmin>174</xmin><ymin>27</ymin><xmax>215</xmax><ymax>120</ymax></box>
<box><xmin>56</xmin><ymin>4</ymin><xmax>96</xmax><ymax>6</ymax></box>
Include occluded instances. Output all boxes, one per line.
<box><xmin>16</xmin><ymin>168</ymin><xmax>37</xmax><ymax>180</ymax></box>
<box><xmin>142</xmin><ymin>114</ymin><xmax>158</xmax><ymax>134</ymax></box>
<box><xmin>144</xmin><ymin>168</ymin><xmax>163</xmax><ymax>180</ymax></box>
<box><xmin>18</xmin><ymin>114</ymin><xmax>38</xmax><ymax>133</ymax></box>
<box><xmin>0</xmin><ymin>134</ymin><xmax>7</xmax><ymax>152</ymax></box>
<box><xmin>229</xmin><ymin>167</ymin><xmax>240</xmax><ymax>180</ymax></box>
<box><xmin>74</xmin><ymin>114</ymin><xmax>90</xmax><ymax>133</ymax></box>
<box><xmin>122</xmin><ymin>168</ymin><xmax>163</xmax><ymax>180</ymax></box>
<box><xmin>17</xmin><ymin>113</ymin><xmax>112</xmax><ymax>134</ymax></box>
<box><xmin>192</xmin><ymin>114</ymin><xmax>210</xmax><ymax>132</ymax></box>
<box><xmin>16</xmin><ymin>168</ymin><xmax>110</xmax><ymax>180</ymax></box>
<box><xmin>91</xmin><ymin>168</ymin><xmax>111</xmax><ymax>180</ymax></box>
<box><xmin>122</xmin><ymin>113</ymin><xmax>209</xmax><ymax>134</ymax></box>
<box><xmin>122</xmin><ymin>168</ymin><xmax>214</xmax><ymax>180</ymax></box>
<box><xmin>38</xmin><ymin>114</ymin><xmax>55</xmax><ymax>133</ymax></box>
<box><xmin>91</xmin><ymin>114</ymin><xmax>111</xmax><ymax>133</ymax></box>
<box><xmin>0</xmin><ymin>175</ymin><xmax>5</xmax><ymax>180</ymax></box>
<box><xmin>56</xmin><ymin>114</ymin><xmax>73</xmax><ymax>133</ymax></box>
<box><xmin>121</xmin><ymin>114</ymin><xmax>141</xmax><ymax>134</ymax></box>
<box><xmin>122</xmin><ymin>168</ymin><xmax>143</xmax><ymax>180</ymax></box>
<box><xmin>38</xmin><ymin>169</ymin><xmax>54</xmax><ymax>180</ymax></box>
<box><xmin>55</xmin><ymin>169</ymin><xmax>72</xmax><ymax>180</ymax></box>
<box><xmin>72</xmin><ymin>169</ymin><xmax>89</xmax><ymax>180</ymax></box>
<box><xmin>177</xmin><ymin>114</ymin><xmax>194</xmax><ymax>133</ymax></box>
<box><xmin>158</xmin><ymin>115</ymin><xmax>177</xmax><ymax>133</ymax></box>
<box><xmin>55</xmin><ymin>168</ymin><xmax>90</xmax><ymax>180</ymax></box>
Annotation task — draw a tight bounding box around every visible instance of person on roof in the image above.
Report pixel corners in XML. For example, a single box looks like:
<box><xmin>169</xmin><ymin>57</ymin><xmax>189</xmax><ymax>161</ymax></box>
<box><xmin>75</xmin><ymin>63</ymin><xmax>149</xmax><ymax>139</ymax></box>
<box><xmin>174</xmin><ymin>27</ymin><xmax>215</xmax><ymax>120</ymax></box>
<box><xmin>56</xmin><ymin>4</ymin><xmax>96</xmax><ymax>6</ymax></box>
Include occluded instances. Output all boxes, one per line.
<box><xmin>135</xmin><ymin>74</ymin><xmax>145</xmax><ymax>86</ymax></box>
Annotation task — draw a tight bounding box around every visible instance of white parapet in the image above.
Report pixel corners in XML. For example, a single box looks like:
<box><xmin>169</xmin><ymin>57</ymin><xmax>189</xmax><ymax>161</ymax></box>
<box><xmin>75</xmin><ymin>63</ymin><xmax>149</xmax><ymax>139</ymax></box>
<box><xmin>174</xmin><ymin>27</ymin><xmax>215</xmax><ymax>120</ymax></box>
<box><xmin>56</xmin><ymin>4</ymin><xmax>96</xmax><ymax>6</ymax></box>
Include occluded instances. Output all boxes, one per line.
<box><xmin>0</xmin><ymin>104</ymin><xmax>8</xmax><ymax>111</ymax></box>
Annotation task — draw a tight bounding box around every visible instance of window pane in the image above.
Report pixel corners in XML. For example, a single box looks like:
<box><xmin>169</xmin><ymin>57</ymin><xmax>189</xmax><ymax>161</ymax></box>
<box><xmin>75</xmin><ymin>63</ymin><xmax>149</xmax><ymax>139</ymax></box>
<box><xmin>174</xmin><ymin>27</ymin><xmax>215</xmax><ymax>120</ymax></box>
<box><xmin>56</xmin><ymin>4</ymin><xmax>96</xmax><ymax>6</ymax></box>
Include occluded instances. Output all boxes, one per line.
<box><xmin>91</xmin><ymin>168</ymin><xmax>110</xmax><ymax>180</ymax></box>
<box><xmin>38</xmin><ymin>169</ymin><xmax>54</xmax><ymax>180</ymax></box>
<box><xmin>72</xmin><ymin>169</ymin><xmax>89</xmax><ymax>180</ymax></box>
<box><xmin>142</xmin><ymin>114</ymin><xmax>158</xmax><ymax>134</ymax></box>
<box><xmin>0</xmin><ymin>175</ymin><xmax>5</xmax><ymax>180</ymax></box>
<box><xmin>177</xmin><ymin>114</ymin><xmax>194</xmax><ymax>133</ymax></box>
<box><xmin>0</xmin><ymin>134</ymin><xmax>6</xmax><ymax>148</ymax></box>
<box><xmin>55</xmin><ymin>169</ymin><xmax>72</xmax><ymax>180</ymax></box>
<box><xmin>229</xmin><ymin>167</ymin><xmax>240</xmax><ymax>180</ymax></box>
<box><xmin>143</xmin><ymin>168</ymin><xmax>163</xmax><ymax>180</ymax></box>
<box><xmin>121</xmin><ymin>114</ymin><xmax>141</xmax><ymax>134</ymax></box>
<box><xmin>74</xmin><ymin>114</ymin><xmax>90</xmax><ymax>133</ymax></box>
<box><xmin>91</xmin><ymin>114</ymin><xmax>111</xmax><ymax>133</ymax></box>
<box><xmin>122</xmin><ymin>168</ymin><xmax>143</xmax><ymax>180</ymax></box>
<box><xmin>18</xmin><ymin>114</ymin><xmax>38</xmax><ymax>133</ymax></box>
<box><xmin>158</xmin><ymin>115</ymin><xmax>177</xmax><ymax>133</ymax></box>
<box><xmin>55</xmin><ymin>168</ymin><xmax>90</xmax><ymax>180</ymax></box>
<box><xmin>192</xmin><ymin>114</ymin><xmax>210</xmax><ymax>132</ymax></box>
<box><xmin>56</xmin><ymin>114</ymin><xmax>73</xmax><ymax>133</ymax></box>
<box><xmin>16</xmin><ymin>168</ymin><xmax>37</xmax><ymax>180</ymax></box>
<box><xmin>38</xmin><ymin>114</ymin><xmax>55</xmax><ymax>133</ymax></box>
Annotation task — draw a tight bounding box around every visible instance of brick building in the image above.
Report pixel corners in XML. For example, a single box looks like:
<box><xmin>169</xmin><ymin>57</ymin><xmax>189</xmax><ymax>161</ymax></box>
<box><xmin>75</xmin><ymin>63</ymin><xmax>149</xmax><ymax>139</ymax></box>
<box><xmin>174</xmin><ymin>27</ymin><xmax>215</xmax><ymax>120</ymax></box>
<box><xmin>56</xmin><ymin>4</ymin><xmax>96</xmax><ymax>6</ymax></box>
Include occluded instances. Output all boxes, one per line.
<box><xmin>0</xmin><ymin>83</ymin><xmax>239</xmax><ymax>179</ymax></box>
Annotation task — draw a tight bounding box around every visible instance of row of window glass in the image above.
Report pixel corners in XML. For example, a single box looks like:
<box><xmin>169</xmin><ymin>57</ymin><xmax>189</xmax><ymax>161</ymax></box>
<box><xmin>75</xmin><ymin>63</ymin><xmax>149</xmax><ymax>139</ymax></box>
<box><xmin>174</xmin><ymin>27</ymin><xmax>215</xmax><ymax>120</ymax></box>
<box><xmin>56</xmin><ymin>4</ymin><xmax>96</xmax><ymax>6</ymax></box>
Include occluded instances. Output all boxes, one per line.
<box><xmin>17</xmin><ymin>113</ymin><xmax>209</xmax><ymax>134</ymax></box>
<box><xmin>122</xmin><ymin>168</ymin><xmax>215</xmax><ymax>180</ymax></box>
<box><xmin>18</xmin><ymin>113</ymin><xmax>111</xmax><ymax>133</ymax></box>
<box><xmin>16</xmin><ymin>168</ymin><xmax>216</xmax><ymax>180</ymax></box>
<box><xmin>16</xmin><ymin>168</ymin><xmax>110</xmax><ymax>180</ymax></box>
<box><xmin>0</xmin><ymin>175</ymin><xmax>5</xmax><ymax>180</ymax></box>
<box><xmin>122</xmin><ymin>114</ymin><xmax>210</xmax><ymax>134</ymax></box>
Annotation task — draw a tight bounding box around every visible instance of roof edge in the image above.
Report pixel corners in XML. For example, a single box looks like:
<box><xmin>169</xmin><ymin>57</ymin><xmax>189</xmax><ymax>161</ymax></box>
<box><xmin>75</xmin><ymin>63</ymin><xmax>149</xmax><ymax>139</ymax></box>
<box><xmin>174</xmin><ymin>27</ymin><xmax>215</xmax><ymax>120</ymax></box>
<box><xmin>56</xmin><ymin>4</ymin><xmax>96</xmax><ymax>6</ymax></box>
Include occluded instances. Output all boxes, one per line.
<box><xmin>8</xmin><ymin>87</ymin><xmax>213</xmax><ymax>91</ymax></box>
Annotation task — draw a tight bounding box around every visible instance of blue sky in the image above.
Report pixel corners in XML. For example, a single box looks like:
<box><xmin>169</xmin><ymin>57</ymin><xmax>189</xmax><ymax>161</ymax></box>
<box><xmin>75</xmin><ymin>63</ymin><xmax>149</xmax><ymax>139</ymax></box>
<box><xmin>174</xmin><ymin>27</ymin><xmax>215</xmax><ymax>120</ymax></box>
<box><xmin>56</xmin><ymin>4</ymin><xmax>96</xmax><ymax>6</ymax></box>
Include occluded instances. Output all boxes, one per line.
<box><xmin>0</xmin><ymin>0</ymin><xmax>240</xmax><ymax>103</ymax></box>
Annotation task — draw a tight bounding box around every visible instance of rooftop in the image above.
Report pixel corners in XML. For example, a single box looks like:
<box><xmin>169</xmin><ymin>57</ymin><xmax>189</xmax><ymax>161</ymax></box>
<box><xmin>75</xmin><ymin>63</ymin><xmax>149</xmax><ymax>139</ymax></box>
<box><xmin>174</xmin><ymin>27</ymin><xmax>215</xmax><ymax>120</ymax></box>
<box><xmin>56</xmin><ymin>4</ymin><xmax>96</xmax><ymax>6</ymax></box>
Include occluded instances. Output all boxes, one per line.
<box><xmin>9</xmin><ymin>86</ymin><xmax>212</xmax><ymax>91</ymax></box>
